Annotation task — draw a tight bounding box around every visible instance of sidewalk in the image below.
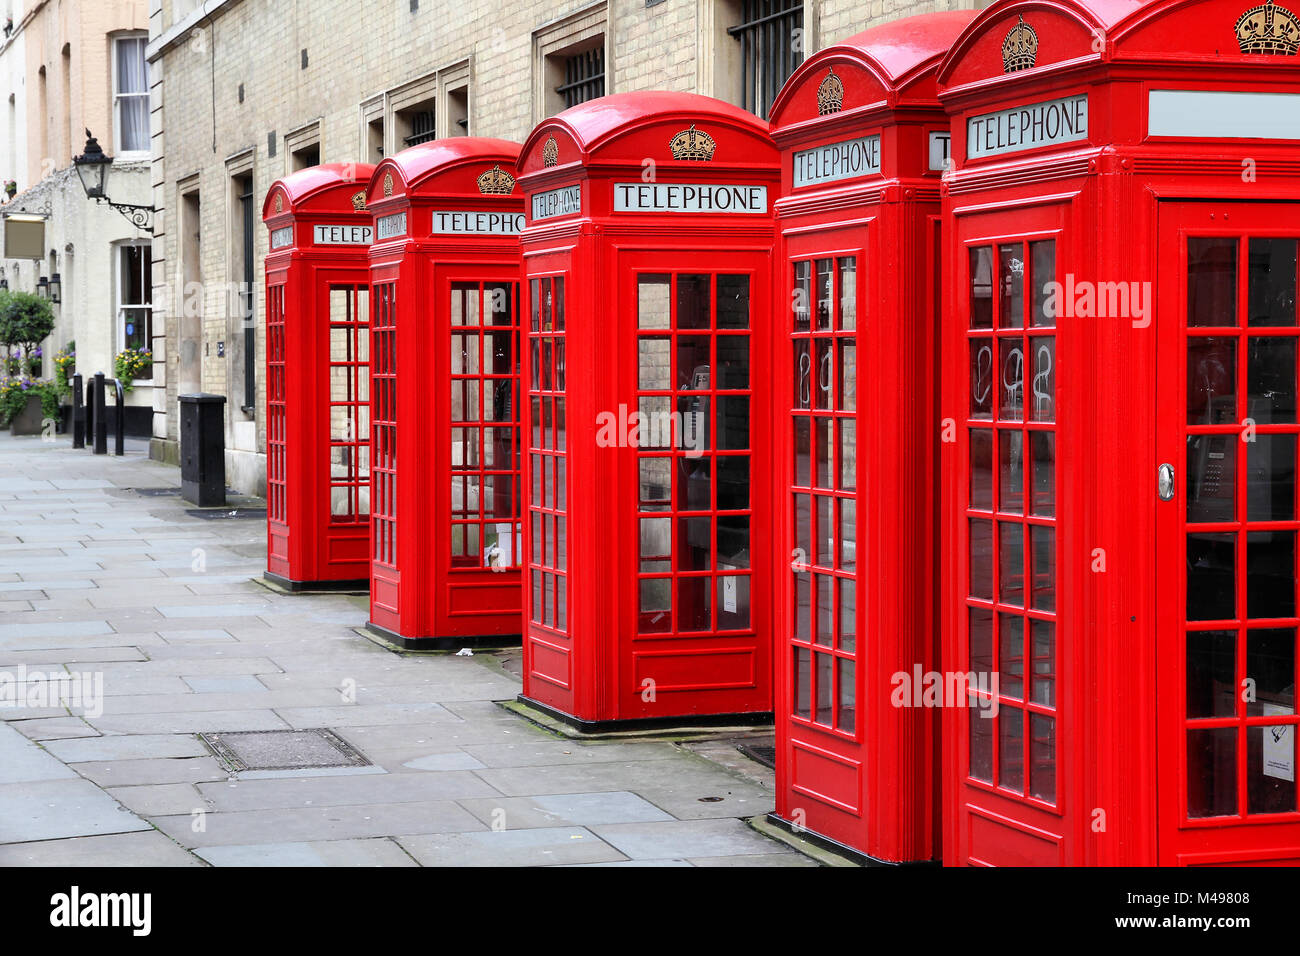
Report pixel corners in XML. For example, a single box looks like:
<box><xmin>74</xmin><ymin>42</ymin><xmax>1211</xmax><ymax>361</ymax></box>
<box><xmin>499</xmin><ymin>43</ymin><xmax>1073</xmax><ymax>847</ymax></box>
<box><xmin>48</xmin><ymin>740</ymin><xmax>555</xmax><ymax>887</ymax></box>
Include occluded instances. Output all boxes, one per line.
<box><xmin>0</xmin><ymin>433</ymin><xmax>810</xmax><ymax>867</ymax></box>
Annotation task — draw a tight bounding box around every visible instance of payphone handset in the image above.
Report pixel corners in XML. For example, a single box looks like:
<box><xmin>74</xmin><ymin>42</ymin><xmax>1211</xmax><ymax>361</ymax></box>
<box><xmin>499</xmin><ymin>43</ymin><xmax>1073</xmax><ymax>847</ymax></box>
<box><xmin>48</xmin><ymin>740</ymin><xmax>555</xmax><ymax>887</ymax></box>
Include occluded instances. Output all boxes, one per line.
<box><xmin>680</xmin><ymin>364</ymin><xmax>710</xmax><ymax>456</ymax></box>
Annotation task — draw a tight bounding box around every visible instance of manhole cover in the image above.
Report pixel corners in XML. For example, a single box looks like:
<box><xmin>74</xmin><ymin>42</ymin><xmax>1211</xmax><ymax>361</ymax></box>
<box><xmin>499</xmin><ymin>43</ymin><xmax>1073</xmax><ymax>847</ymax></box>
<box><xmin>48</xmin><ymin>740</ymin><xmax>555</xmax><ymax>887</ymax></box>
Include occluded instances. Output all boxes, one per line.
<box><xmin>737</xmin><ymin>743</ymin><xmax>777</xmax><ymax>769</ymax></box>
<box><xmin>198</xmin><ymin>729</ymin><xmax>369</xmax><ymax>771</ymax></box>
<box><xmin>132</xmin><ymin>487</ymin><xmax>180</xmax><ymax>497</ymax></box>
<box><xmin>186</xmin><ymin>508</ymin><xmax>267</xmax><ymax>520</ymax></box>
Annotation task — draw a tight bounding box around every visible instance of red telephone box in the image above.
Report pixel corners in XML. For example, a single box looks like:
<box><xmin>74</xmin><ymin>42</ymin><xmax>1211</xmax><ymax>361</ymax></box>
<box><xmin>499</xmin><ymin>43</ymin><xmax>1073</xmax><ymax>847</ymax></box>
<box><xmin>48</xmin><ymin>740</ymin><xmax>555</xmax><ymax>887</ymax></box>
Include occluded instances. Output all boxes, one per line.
<box><xmin>768</xmin><ymin>10</ymin><xmax>975</xmax><ymax>864</ymax></box>
<box><xmin>939</xmin><ymin>0</ymin><xmax>1300</xmax><ymax>865</ymax></box>
<box><xmin>515</xmin><ymin>93</ymin><xmax>779</xmax><ymax>729</ymax></box>
<box><xmin>262</xmin><ymin>163</ymin><xmax>377</xmax><ymax>591</ymax></box>
<box><xmin>364</xmin><ymin>139</ymin><xmax>526</xmax><ymax>648</ymax></box>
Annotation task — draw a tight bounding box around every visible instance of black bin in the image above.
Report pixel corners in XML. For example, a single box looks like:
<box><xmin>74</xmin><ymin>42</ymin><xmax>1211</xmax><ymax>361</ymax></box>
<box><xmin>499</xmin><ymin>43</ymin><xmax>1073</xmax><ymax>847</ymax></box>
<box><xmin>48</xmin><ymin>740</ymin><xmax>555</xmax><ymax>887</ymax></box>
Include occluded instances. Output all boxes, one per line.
<box><xmin>180</xmin><ymin>393</ymin><xmax>227</xmax><ymax>507</ymax></box>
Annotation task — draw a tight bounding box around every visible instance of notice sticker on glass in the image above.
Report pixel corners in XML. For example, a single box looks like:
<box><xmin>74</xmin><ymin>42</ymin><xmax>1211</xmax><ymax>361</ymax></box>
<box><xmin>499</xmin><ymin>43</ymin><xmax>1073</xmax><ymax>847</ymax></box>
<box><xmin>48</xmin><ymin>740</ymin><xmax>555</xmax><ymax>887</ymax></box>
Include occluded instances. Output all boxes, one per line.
<box><xmin>721</xmin><ymin>564</ymin><xmax>737</xmax><ymax>614</ymax></box>
<box><xmin>1263</xmin><ymin>703</ymin><xmax>1295</xmax><ymax>782</ymax></box>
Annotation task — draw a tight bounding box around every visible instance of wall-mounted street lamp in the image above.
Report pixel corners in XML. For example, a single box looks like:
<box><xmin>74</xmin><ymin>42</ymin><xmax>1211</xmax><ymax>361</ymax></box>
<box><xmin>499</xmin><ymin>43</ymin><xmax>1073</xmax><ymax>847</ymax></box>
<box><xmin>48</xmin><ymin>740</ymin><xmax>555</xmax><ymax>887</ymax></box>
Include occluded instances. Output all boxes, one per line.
<box><xmin>74</xmin><ymin>130</ymin><xmax>153</xmax><ymax>230</ymax></box>
<box><xmin>49</xmin><ymin>273</ymin><xmax>61</xmax><ymax>303</ymax></box>
<box><xmin>36</xmin><ymin>275</ymin><xmax>48</xmax><ymax>298</ymax></box>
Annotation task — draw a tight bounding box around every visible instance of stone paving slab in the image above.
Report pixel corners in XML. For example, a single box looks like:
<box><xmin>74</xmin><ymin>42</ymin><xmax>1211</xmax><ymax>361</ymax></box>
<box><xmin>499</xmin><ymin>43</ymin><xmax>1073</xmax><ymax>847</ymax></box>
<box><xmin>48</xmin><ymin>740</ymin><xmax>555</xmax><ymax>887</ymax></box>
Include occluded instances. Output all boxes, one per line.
<box><xmin>46</xmin><ymin>733</ymin><xmax>212</xmax><ymax>762</ymax></box>
<box><xmin>195</xmin><ymin>837</ymin><xmax>418</xmax><ymax>867</ymax></box>
<box><xmin>195</xmin><ymin>769</ymin><xmax>500</xmax><ymax>811</ymax></box>
<box><xmin>396</xmin><ymin>827</ymin><xmax>625</xmax><ymax>867</ymax></box>
<box><xmin>0</xmin><ymin>778</ymin><xmax>152</xmax><ymax>842</ymax></box>
<box><xmin>457</xmin><ymin>792</ymin><xmax>675</xmax><ymax>829</ymax></box>
<box><xmin>0</xmin><ymin>830</ymin><xmax>203</xmax><ymax>866</ymax></box>
<box><xmin>590</xmin><ymin>819</ymin><xmax>792</xmax><ymax>860</ymax></box>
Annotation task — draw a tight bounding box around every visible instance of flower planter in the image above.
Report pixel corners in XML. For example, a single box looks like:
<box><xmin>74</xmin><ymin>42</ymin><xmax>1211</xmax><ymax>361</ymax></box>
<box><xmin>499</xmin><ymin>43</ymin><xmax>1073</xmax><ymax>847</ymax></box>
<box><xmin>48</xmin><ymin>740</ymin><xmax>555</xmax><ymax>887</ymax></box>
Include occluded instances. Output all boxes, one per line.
<box><xmin>8</xmin><ymin>394</ymin><xmax>44</xmax><ymax>435</ymax></box>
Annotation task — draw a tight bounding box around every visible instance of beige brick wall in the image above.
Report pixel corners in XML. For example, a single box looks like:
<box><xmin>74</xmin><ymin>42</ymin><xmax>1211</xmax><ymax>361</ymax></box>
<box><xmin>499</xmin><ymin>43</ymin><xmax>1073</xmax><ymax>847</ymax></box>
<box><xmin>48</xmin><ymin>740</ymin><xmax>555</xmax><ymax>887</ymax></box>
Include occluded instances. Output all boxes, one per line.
<box><xmin>151</xmin><ymin>0</ymin><xmax>975</xmax><ymax>493</ymax></box>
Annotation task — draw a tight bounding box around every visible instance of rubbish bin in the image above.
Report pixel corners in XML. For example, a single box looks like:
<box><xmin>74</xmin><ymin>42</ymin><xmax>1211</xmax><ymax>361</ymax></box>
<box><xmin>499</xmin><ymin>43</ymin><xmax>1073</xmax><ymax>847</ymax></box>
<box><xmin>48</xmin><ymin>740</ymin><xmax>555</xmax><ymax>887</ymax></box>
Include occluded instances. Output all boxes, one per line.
<box><xmin>180</xmin><ymin>393</ymin><xmax>227</xmax><ymax>507</ymax></box>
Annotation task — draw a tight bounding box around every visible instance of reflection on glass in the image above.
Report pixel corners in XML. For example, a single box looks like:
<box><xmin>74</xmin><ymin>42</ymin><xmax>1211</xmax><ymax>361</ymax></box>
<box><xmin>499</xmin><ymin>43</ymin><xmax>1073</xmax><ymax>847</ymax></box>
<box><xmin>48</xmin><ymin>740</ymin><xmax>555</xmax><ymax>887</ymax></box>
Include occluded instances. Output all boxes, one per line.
<box><xmin>1187</xmin><ymin>629</ymin><xmax>1235</xmax><ymax>718</ymax></box>
<box><xmin>1247</xmin><ymin>335</ymin><xmax>1297</xmax><ymax>423</ymax></box>
<box><xmin>717</xmin><ymin>515</ymin><xmax>749</xmax><ymax>569</ymax></box>
<box><xmin>1029</xmin><ymin>714</ymin><xmax>1056</xmax><ymax>803</ymax></box>
<box><xmin>970</xmin><ymin>606</ymin><xmax>993</xmax><ymax>674</ymax></box>
<box><xmin>839</xmin><ymin>498</ymin><xmax>856</xmax><ymax>572</ymax></box>
<box><xmin>970</xmin><ymin>519</ymin><xmax>993</xmax><ymax>600</ymax></box>
<box><xmin>1248</xmin><ymin>433</ymin><xmax>1296</xmax><ymax>519</ymax></box>
<box><xmin>815</xmin><ymin>574</ymin><xmax>833</xmax><ymax>647</ymax></box>
<box><xmin>793</xmin><ymin>262</ymin><xmax>811</xmax><ymax>333</ymax></box>
<box><xmin>971</xmin><ymin>429</ymin><xmax>993</xmax><ymax>511</ymax></box>
<box><xmin>679</xmin><ymin>576</ymin><xmax>711</xmax><ymax>631</ymax></box>
<box><xmin>640</xmin><ymin>578</ymin><xmax>671</xmax><ymax>633</ymax></box>
<box><xmin>679</xmin><ymin>516</ymin><xmax>712</xmax><ymax>572</ymax></box>
<box><xmin>839</xmin><ymin>420</ymin><xmax>856</xmax><ymax>492</ymax></box>
<box><xmin>639</xmin><ymin>457</ymin><xmax>672</xmax><ymax>511</ymax></box>
<box><xmin>1187</xmin><ymin>533</ymin><xmax>1236</xmax><ymax>621</ymax></box>
<box><xmin>718</xmin><ymin>274</ymin><xmax>749</xmax><ymax>329</ymax></box>
<box><xmin>1030</xmin><ymin>337</ymin><xmax>1054</xmax><ymax>422</ymax></box>
<box><xmin>838</xmin><ymin>658</ymin><xmax>856</xmax><ymax>732</ymax></box>
<box><xmin>1000</xmin><ymin>244</ymin><xmax>1024</xmax><ymax>329</ymax></box>
<box><xmin>999</xmin><ymin>430</ymin><xmax>1024</xmax><ymax>515</ymax></box>
<box><xmin>677</xmin><ymin>274</ymin><xmax>711</xmax><ymax>329</ymax></box>
<box><xmin>1248</xmin><ymin>530</ymin><xmax>1295</xmax><ymax>619</ymax></box>
<box><xmin>794</xmin><ymin>418</ymin><xmax>810</xmax><ymax>486</ymax></box>
<box><xmin>838</xmin><ymin>258</ymin><xmax>857</xmax><ymax>331</ymax></box>
<box><xmin>678</xmin><ymin>456</ymin><xmax>710</xmax><ymax>512</ymax></box>
<box><xmin>639</xmin><ymin>337</ymin><xmax>671</xmax><ymax>391</ymax></box>
<box><xmin>814</xmin><ymin>417</ymin><xmax>832</xmax><ymax>490</ymax></box>
<box><xmin>816</xmin><ymin>652</ymin><xmax>834</xmax><ymax>724</ymax></box>
<box><xmin>1247</xmin><ymin>238</ymin><xmax>1297</xmax><ymax>328</ymax></box>
<box><xmin>1188</xmin><ymin>237</ymin><xmax>1239</xmax><ymax>328</ymax></box>
<box><xmin>717</xmin><ymin>456</ymin><xmax>748</xmax><ymax>510</ymax></box>
<box><xmin>1247</xmin><ymin>628</ymin><xmax>1295</xmax><ymax>718</ymax></box>
<box><xmin>1030</xmin><ymin>431</ymin><xmax>1055</xmax><ymax>517</ymax></box>
<box><xmin>1000</xmin><ymin>613</ymin><xmax>1024</xmax><ymax>699</ymax></box>
<box><xmin>639</xmin><ymin>517</ymin><xmax>671</xmax><ymax>573</ymax></box>
<box><xmin>794</xmin><ymin>647</ymin><xmax>811</xmax><ymax>719</ymax></box>
<box><xmin>815</xmin><ymin>496</ymin><xmax>833</xmax><ymax>568</ymax></box>
<box><xmin>970</xmin><ymin>246</ymin><xmax>993</xmax><ymax>330</ymax></box>
<box><xmin>839</xmin><ymin>579</ymin><xmax>856</xmax><ymax>654</ymax></box>
<box><xmin>1031</xmin><ymin>525</ymin><xmax>1055</xmax><ymax>612</ymax></box>
<box><xmin>1000</xmin><ymin>706</ymin><xmax>1024</xmax><ymax>792</ymax></box>
<box><xmin>1030</xmin><ymin>240</ymin><xmax>1056</xmax><ymax>327</ymax></box>
<box><xmin>1000</xmin><ymin>522</ymin><xmax>1024</xmax><ymax>607</ymax></box>
<box><xmin>1188</xmin><ymin>337</ymin><xmax>1237</xmax><ymax>423</ymax></box>
<box><xmin>1187</xmin><ymin>728</ymin><xmax>1238</xmax><ymax>817</ymax></box>
<box><xmin>970</xmin><ymin>702</ymin><xmax>994</xmax><ymax>783</ymax></box>
<box><xmin>795</xmin><ymin>571</ymin><xmax>811</xmax><ymax>642</ymax></box>
<box><xmin>716</xmin><ymin>396</ymin><xmax>748</xmax><ymax>450</ymax></box>
<box><xmin>838</xmin><ymin>339</ymin><xmax>856</xmax><ymax>411</ymax></box>
<box><xmin>816</xmin><ymin>259</ymin><xmax>833</xmax><ymax>330</ymax></box>
<box><xmin>638</xmin><ymin>274</ymin><xmax>671</xmax><ymax>329</ymax></box>
<box><xmin>1031</xmin><ymin>620</ymin><xmax>1054</xmax><ymax>707</ymax></box>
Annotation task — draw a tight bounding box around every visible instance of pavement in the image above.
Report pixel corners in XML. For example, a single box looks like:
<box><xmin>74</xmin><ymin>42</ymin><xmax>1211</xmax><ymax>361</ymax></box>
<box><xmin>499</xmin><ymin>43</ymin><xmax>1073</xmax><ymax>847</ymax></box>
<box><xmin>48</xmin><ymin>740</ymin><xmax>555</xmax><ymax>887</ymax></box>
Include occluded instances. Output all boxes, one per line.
<box><xmin>0</xmin><ymin>432</ymin><xmax>814</xmax><ymax>867</ymax></box>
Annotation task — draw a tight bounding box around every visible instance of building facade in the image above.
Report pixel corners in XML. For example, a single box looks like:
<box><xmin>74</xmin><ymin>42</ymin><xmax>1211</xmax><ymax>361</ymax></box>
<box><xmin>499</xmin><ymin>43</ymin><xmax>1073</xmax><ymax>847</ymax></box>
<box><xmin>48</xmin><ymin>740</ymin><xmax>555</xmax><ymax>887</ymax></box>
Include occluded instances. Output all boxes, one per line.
<box><xmin>0</xmin><ymin>0</ymin><xmax>153</xmax><ymax>428</ymax></box>
<box><xmin>148</xmin><ymin>0</ymin><xmax>982</xmax><ymax>492</ymax></box>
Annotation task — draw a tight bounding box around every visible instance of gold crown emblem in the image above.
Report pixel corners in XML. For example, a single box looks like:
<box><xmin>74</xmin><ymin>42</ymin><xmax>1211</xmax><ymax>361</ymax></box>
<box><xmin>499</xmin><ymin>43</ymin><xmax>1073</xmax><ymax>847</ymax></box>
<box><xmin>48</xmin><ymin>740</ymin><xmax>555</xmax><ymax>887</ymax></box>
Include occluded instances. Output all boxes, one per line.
<box><xmin>476</xmin><ymin>164</ymin><xmax>516</xmax><ymax>195</ymax></box>
<box><xmin>1236</xmin><ymin>0</ymin><xmax>1300</xmax><ymax>53</ymax></box>
<box><xmin>1002</xmin><ymin>15</ymin><xmax>1039</xmax><ymax>72</ymax></box>
<box><xmin>351</xmin><ymin>190</ymin><xmax>367</xmax><ymax>211</ymax></box>
<box><xmin>542</xmin><ymin>135</ymin><xmax>559</xmax><ymax>167</ymax></box>
<box><xmin>669</xmin><ymin>124</ymin><xmax>716</xmax><ymax>161</ymax></box>
<box><xmin>817</xmin><ymin>67</ymin><xmax>844</xmax><ymax>115</ymax></box>
<box><xmin>383</xmin><ymin>172</ymin><xmax>394</xmax><ymax>197</ymax></box>
<box><xmin>273</xmin><ymin>192</ymin><xmax>283</xmax><ymax>213</ymax></box>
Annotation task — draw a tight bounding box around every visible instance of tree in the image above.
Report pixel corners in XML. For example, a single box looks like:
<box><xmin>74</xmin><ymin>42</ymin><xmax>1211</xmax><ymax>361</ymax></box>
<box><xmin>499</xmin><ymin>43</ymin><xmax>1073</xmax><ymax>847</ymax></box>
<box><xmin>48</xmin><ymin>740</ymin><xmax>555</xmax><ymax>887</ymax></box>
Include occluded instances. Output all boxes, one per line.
<box><xmin>0</xmin><ymin>291</ymin><xmax>55</xmax><ymax>358</ymax></box>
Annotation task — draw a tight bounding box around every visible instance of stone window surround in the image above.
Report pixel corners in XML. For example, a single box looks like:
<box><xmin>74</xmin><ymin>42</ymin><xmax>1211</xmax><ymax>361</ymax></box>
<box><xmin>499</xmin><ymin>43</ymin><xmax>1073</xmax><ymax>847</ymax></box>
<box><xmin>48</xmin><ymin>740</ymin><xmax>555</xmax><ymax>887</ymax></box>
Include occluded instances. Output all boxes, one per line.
<box><xmin>532</xmin><ymin>1</ymin><xmax>609</xmax><ymax>124</ymax></box>
<box><xmin>361</xmin><ymin>57</ymin><xmax>474</xmax><ymax>158</ymax></box>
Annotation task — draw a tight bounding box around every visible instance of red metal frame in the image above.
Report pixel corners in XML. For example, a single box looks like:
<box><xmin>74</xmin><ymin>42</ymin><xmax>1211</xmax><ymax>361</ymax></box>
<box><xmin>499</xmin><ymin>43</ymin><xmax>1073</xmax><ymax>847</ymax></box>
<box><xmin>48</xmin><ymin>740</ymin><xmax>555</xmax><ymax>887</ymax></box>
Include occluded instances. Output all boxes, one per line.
<box><xmin>364</xmin><ymin>140</ymin><xmax>526</xmax><ymax>648</ymax></box>
<box><xmin>262</xmin><ymin>163</ymin><xmax>376</xmax><ymax>590</ymax></box>
<box><xmin>515</xmin><ymin>92</ymin><xmax>780</xmax><ymax>727</ymax></box>
<box><xmin>769</xmin><ymin>10</ymin><xmax>975</xmax><ymax>865</ymax></box>
<box><xmin>939</xmin><ymin>0</ymin><xmax>1300</xmax><ymax>866</ymax></box>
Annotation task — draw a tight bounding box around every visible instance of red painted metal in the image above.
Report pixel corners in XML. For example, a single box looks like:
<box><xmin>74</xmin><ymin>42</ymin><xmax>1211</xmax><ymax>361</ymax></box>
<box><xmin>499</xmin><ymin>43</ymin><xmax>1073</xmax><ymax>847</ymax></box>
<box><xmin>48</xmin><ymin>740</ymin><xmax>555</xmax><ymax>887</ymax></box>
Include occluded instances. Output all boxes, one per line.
<box><xmin>364</xmin><ymin>139</ymin><xmax>526</xmax><ymax>647</ymax></box>
<box><xmin>263</xmin><ymin>163</ymin><xmax>376</xmax><ymax>590</ymax></box>
<box><xmin>769</xmin><ymin>10</ymin><xmax>976</xmax><ymax>864</ymax></box>
<box><xmin>939</xmin><ymin>0</ymin><xmax>1300</xmax><ymax>865</ymax></box>
<box><xmin>515</xmin><ymin>92</ymin><xmax>780</xmax><ymax>727</ymax></box>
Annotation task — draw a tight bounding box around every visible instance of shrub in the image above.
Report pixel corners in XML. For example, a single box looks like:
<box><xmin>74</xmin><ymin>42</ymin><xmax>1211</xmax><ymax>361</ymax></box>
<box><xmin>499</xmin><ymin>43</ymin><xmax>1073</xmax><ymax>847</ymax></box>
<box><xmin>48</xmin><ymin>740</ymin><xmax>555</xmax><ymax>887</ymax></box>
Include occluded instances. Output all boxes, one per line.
<box><xmin>53</xmin><ymin>343</ymin><xmax>75</xmax><ymax>398</ymax></box>
<box><xmin>0</xmin><ymin>291</ymin><xmax>55</xmax><ymax>357</ymax></box>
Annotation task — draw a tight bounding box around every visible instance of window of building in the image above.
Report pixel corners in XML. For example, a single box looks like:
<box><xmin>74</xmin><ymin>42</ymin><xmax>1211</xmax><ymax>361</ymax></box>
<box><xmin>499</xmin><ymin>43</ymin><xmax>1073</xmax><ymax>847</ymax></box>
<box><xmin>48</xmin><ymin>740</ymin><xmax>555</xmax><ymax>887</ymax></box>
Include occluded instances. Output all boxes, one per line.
<box><xmin>399</xmin><ymin>101</ymin><xmax>436</xmax><ymax>147</ymax></box>
<box><xmin>117</xmin><ymin>241</ymin><xmax>153</xmax><ymax>378</ymax></box>
<box><xmin>113</xmin><ymin>34</ymin><xmax>150</xmax><ymax>154</ymax></box>
<box><xmin>533</xmin><ymin>3</ymin><xmax>608</xmax><ymax>121</ymax></box>
<box><xmin>726</xmin><ymin>0</ymin><xmax>803</xmax><ymax>119</ymax></box>
<box><xmin>228</xmin><ymin>166</ymin><xmax>256</xmax><ymax>414</ymax></box>
<box><xmin>286</xmin><ymin>123</ymin><xmax>321</xmax><ymax>171</ymax></box>
<box><xmin>447</xmin><ymin>85</ymin><xmax>469</xmax><ymax>136</ymax></box>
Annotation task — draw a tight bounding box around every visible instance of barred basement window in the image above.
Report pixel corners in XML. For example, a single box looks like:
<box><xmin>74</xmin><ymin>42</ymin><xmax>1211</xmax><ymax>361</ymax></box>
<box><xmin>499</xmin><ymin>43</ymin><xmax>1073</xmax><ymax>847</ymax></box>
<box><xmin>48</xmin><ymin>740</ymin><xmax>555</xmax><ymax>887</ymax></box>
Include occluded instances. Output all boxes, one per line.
<box><xmin>557</xmin><ymin>45</ymin><xmax>604</xmax><ymax>110</ymax></box>
<box><xmin>403</xmin><ymin>108</ymin><xmax>436</xmax><ymax>146</ymax></box>
<box><xmin>728</xmin><ymin>0</ymin><xmax>803</xmax><ymax>120</ymax></box>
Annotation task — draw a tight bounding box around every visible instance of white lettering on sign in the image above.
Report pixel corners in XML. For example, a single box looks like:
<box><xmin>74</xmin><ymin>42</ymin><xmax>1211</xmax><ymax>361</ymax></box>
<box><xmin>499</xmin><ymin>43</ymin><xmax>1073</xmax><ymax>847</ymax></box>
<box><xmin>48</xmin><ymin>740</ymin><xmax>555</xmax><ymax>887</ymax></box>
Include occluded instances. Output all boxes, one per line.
<box><xmin>431</xmin><ymin>210</ymin><xmax>527</xmax><ymax>234</ymax></box>
<box><xmin>531</xmin><ymin>186</ymin><xmax>581</xmax><ymax>221</ymax></box>
<box><xmin>613</xmin><ymin>183</ymin><xmax>768</xmax><ymax>213</ymax></box>
<box><xmin>270</xmin><ymin>226</ymin><xmax>293</xmax><ymax>249</ymax></box>
<box><xmin>929</xmin><ymin>131</ymin><xmax>951</xmax><ymax>171</ymax></box>
<box><xmin>376</xmin><ymin>212</ymin><xmax>407</xmax><ymax>240</ymax></box>
<box><xmin>792</xmin><ymin>135</ymin><xmax>881</xmax><ymax>188</ymax></box>
<box><xmin>966</xmin><ymin>94</ymin><xmax>1088</xmax><ymax>159</ymax></box>
<box><xmin>313</xmin><ymin>224</ymin><xmax>373</xmax><ymax>245</ymax></box>
<box><xmin>1148</xmin><ymin>89</ymin><xmax>1300</xmax><ymax>140</ymax></box>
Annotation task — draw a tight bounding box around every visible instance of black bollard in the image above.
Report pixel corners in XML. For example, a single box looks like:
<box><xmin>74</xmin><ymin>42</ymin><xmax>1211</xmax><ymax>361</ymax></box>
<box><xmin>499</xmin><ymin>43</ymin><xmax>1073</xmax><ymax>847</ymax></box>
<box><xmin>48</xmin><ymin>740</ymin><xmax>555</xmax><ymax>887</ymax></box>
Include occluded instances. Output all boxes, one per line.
<box><xmin>71</xmin><ymin>373</ymin><xmax>84</xmax><ymax>449</ymax></box>
<box><xmin>113</xmin><ymin>379</ymin><xmax>125</xmax><ymax>457</ymax></box>
<box><xmin>84</xmin><ymin>377</ymin><xmax>95</xmax><ymax>450</ymax></box>
<box><xmin>93</xmin><ymin>372</ymin><xmax>107</xmax><ymax>455</ymax></box>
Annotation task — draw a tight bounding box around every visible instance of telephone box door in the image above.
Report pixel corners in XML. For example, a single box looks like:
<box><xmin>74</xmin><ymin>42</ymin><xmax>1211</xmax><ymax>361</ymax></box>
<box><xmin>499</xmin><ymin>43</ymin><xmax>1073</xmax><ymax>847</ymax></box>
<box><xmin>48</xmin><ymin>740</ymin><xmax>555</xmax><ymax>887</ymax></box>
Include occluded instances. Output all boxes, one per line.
<box><xmin>1156</xmin><ymin>201</ymin><xmax>1300</xmax><ymax>866</ymax></box>
<box><xmin>619</xmin><ymin>249</ymin><xmax>773</xmax><ymax>719</ymax></box>
<box><xmin>946</xmin><ymin>202</ymin><xmax>1068</xmax><ymax>866</ymax></box>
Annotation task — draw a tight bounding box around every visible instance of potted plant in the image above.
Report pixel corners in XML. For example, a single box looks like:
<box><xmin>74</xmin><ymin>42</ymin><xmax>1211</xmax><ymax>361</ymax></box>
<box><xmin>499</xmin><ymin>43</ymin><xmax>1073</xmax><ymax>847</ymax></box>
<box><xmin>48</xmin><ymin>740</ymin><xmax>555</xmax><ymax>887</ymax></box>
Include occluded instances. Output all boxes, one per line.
<box><xmin>24</xmin><ymin>344</ymin><xmax>41</xmax><ymax>377</ymax></box>
<box><xmin>114</xmin><ymin>346</ymin><xmax>153</xmax><ymax>390</ymax></box>
<box><xmin>0</xmin><ymin>291</ymin><xmax>55</xmax><ymax>430</ymax></box>
<box><xmin>0</xmin><ymin>377</ymin><xmax>59</xmax><ymax>435</ymax></box>
<box><xmin>53</xmin><ymin>342</ymin><xmax>75</xmax><ymax>432</ymax></box>
<box><xmin>3</xmin><ymin>180</ymin><xmax>16</xmax><ymax>200</ymax></box>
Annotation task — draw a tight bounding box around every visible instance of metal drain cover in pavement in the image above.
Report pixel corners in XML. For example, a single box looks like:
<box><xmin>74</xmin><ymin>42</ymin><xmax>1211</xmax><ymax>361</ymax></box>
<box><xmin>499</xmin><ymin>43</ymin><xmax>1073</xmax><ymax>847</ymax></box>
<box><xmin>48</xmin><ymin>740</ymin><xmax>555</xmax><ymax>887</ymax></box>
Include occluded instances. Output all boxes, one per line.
<box><xmin>737</xmin><ymin>743</ymin><xmax>777</xmax><ymax>769</ymax></box>
<box><xmin>199</xmin><ymin>729</ymin><xmax>369</xmax><ymax>771</ymax></box>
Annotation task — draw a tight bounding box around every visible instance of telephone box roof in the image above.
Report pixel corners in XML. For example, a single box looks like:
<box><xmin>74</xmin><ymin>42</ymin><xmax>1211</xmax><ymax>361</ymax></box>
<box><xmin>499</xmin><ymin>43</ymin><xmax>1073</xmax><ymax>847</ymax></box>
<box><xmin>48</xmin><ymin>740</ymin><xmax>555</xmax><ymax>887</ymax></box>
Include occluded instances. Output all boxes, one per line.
<box><xmin>262</xmin><ymin>163</ymin><xmax>375</xmax><ymax>220</ymax></box>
